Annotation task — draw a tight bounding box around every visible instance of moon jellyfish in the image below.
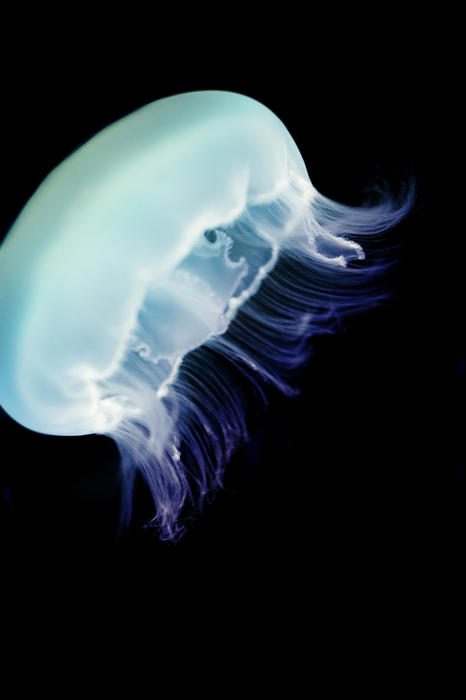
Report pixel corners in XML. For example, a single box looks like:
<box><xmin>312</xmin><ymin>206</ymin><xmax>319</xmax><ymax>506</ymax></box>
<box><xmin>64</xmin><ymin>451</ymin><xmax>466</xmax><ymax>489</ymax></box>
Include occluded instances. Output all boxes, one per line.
<box><xmin>0</xmin><ymin>90</ymin><xmax>413</xmax><ymax>539</ymax></box>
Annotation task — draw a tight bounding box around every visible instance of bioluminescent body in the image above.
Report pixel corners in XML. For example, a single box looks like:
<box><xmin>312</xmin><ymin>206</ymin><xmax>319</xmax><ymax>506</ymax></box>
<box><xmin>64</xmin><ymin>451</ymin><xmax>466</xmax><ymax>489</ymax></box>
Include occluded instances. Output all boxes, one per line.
<box><xmin>0</xmin><ymin>91</ymin><xmax>413</xmax><ymax>539</ymax></box>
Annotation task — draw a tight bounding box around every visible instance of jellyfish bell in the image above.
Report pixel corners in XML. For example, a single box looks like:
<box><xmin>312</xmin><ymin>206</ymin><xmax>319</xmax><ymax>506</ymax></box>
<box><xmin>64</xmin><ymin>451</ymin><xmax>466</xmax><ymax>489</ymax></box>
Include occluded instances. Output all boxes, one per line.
<box><xmin>0</xmin><ymin>90</ymin><xmax>413</xmax><ymax>539</ymax></box>
<box><xmin>1</xmin><ymin>92</ymin><xmax>302</xmax><ymax>434</ymax></box>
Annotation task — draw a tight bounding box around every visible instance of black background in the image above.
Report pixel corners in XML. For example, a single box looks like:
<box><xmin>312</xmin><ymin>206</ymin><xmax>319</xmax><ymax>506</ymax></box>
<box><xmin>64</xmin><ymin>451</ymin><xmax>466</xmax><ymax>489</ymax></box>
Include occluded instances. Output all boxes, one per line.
<box><xmin>0</xmin><ymin>31</ymin><xmax>462</xmax><ymax>634</ymax></box>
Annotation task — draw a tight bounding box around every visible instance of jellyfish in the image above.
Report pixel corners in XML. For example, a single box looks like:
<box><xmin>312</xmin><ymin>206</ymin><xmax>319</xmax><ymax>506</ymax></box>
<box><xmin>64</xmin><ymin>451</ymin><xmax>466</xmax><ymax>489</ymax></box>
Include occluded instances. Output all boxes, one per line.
<box><xmin>0</xmin><ymin>90</ymin><xmax>413</xmax><ymax>539</ymax></box>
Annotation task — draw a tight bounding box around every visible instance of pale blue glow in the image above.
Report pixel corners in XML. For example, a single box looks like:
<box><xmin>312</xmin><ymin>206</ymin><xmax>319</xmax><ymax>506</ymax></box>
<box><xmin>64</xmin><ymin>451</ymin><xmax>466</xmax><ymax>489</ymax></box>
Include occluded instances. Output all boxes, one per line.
<box><xmin>0</xmin><ymin>91</ymin><xmax>413</xmax><ymax>539</ymax></box>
